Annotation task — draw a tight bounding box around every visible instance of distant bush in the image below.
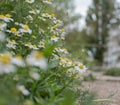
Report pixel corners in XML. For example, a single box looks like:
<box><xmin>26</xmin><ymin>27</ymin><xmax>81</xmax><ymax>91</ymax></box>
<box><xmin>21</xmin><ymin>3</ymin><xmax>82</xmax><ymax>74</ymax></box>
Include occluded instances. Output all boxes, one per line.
<box><xmin>104</xmin><ymin>68</ymin><xmax>120</xmax><ymax>76</ymax></box>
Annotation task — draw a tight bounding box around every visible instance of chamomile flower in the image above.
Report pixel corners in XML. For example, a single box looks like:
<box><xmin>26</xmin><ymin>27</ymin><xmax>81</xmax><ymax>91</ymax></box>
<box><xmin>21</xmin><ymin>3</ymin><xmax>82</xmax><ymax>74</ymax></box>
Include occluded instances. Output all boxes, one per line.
<box><xmin>12</xmin><ymin>55</ymin><xmax>25</xmax><ymax>67</ymax></box>
<box><xmin>0</xmin><ymin>31</ymin><xmax>6</xmax><ymax>41</ymax></box>
<box><xmin>25</xmin><ymin>0</ymin><xmax>34</xmax><ymax>4</ymax></box>
<box><xmin>29</xmin><ymin>71</ymin><xmax>40</xmax><ymax>80</ymax></box>
<box><xmin>42</xmin><ymin>13</ymin><xmax>51</xmax><ymax>18</ymax></box>
<box><xmin>42</xmin><ymin>0</ymin><xmax>52</xmax><ymax>4</ymax></box>
<box><xmin>74</xmin><ymin>63</ymin><xmax>87</xmax><ymax>73</ymax></box>
<box><xmin>59</xmin><ymin>57</ymin><xmax>72</xmax><ymax>67</ymax></box>
<box><xmin>0</xmin><ymin>22</ymin><xmax>7</xmax><ymax>30</ymax></box>
<box><xmin>26</xmin><ymin>51</ymin><xmax>47</xmax><ymax>70</ymax></box>
<box><xmin>0</xmin><ymin>53</ymin><xmax>16</xmax><ymax>74</ymax></box>
<box><xmin>51</xmin><ymin>35</ymin><xmax>59</xmax><ymax>42</ymax></box>
<box><xmin>6</xmin><ymin>27</ymin><xmax>19</xmax><ymax>35</ymax></box>
<box><xmin>17</xmin><ymin>85</ymin><xmax>30</xmax><ymax>96</ymax></box>
<box><xmin>29</xmin><ymin>9</ymin><xmax>40</xmax><ymax>15</ymax></box>
<box><xmin>6</xmin><ymin>39</ymin><xmax>17</xmax><ymax>49</ymax></box>
<box><xmin>0</xmin><ymin>14</ymin><xmax>13</xmax><ymax>22</ymax></box>
<box><xmin>19</xmin><ymin>24</ymin><xmax>32</xmax><ymax>34</ymax></box>
<box><xmin>38</xmin><ymin>41</ymin><xmax>45</xmax><ymax>48</ymax></box>
<box><xmin>54</xmin><ymin>47</ymin><xmax>68</xmax><ymax>54</ymax></box>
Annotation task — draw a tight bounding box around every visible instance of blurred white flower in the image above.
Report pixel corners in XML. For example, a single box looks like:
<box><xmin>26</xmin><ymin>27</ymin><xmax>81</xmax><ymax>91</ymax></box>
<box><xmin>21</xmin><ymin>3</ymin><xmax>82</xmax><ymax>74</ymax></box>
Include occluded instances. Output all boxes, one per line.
<box><xmin>38</xmin><ymin>41</ymin><xmax>45</xmax><ymax>48</ymax></box>
<box><xmin>19</xmin><ymin>24</ymin><xmax>32</xmax><ymax>34</ymax></box>
<box><xmin>55</xmin><ymin>47</ymin><xmax>68</xmax><ymax>54</ymax></box>
<box><xmin>29</xmin><ymin>71</ymin><xmax>40</xmax><ymax>80</ymax></box>
<box><xmin>25</xmin><ymin>0</ymin><xmax>34</xmax><ymax>4</ymax></box>
<box><xmin>26</xmin><ymin>51</ymin><xmax>47</xmax><ymax>70</ymax></box>
<box><xmin>51</xmin><ymin>35</ymin><xmax>59</xmax><ymax>42</ymax></box>
<box><xmin>0</xmin><ymin>53</ymin><xmax>16</xmax><ymax>74</ymax></box>
<box><xmin>17</xmin><ymin>85</ymin><xmax>30</xmax><ymax>96</ymax></box>
<box><xmin>29</xmin><ymin>9</ymin><xmax>40</xmax><ymax>15</ymax></box>
<box><xmin>0</xmin><ymin>14</ymin><xmax>13</xmax><ymax>22</ymax></box>
<box><xmin>12</xmin><ymin>55</ymin><xmax>25</xmax><ymax>67</ymax></box>
<box><xmin>42</xmin><ymin>0</ymin><xmax>52</xmax><ymax>4</ymax></box>
<box><xmin>0</xmin><ymin>31</ymin><xmax>6</xmax><ymax>41</ymax></box>
<box><xmin>74</xmin><ymin>63</ymin><xmax>87</xmax><ymax>73</ymax></box>
<box><xmin>6</xmin><ymin>39</ymin><xmax>17</xmax><ymax>49</ymax></box>
<box><xmin>0</xmin><ymin>22</ymin><xmax>7</xmax><ymax>30</ymax></box>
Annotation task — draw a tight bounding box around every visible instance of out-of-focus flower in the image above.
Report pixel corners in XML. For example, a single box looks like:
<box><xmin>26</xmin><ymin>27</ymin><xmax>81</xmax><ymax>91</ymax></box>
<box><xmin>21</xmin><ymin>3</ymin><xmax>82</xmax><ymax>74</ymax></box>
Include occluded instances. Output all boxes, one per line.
<box><xmin>0</xmin><ymin>14</ymin><xmax>13</xmax><ymax>22</ymax></box>
<box><xmin>74</xmin><ymin>63</ymin><xmax>87</xmax><ymax>73</ymax></box>
<box><xmin>42</xmin><ymin>13</ymin><xmax>51</xmax><ymax>18</ymax></box>
<box><xmin>6</xmin><ymin>39</ymin><xmax>17</xmax><ymax>49</ymax></box>
<box><xmin>54</xmin><ymin>47</ymin><xmax>68</xmax><ymax>54</ymax></box>
<box><xmin>26</xmin><ymin>51</ymin><xmax>47</xmax><ymax>70</ymax></box>
<box><xmin>29</xmin><ymin>71</ymin><xmax>40</xmax><ymax>80</ymax></box>
<box><xmin>6</xmin><ymin>27</ymin><xmax>19</xmax><ymax>35</ymax></box>
<box><xmin>29</xmin><ymin>9</ymin><xmax>40</xmax><ymax>15</ymax></box>
<box><xmin>51</xmin><ymin>35</ymin><xmax>59</xmax><ymax>42</ymax></box>
<box><xmin>38</xmin><ymin>41</ymin><xmax>45</xmax><ymax>48</ymax></box>
<box><xmin>42</xmin><ymin>0</ymin><xmax>52</xmax><ymax>4</ymax></box>
<box><xmin>25</xmin><ymin>0</ymin><xmax>34</xmax><ymax>4</ymax></box>
<box><xmin>25</xmin><ymin>42</ymin><xmax>38</xmax><ymax>50</ymax></box>
<box><xmin>0</xmin><ymin>22</ymin><xmax>7</xmax><ymax>30</ymax></box>
<box><xmin>12</xmin><ymin>55</ymin><xmax>25</xmax><ymax>67</ymax></box>
<box><xmin>24</xmin><ymin>100</ymin><xmax>33</xmax><ymax>105</ymax></box>
<box><xmin>0</xmin><ymin>31</ymin><xmax>5</xmax><ymax>41</ymax></box>
<box><xmin>17</xmin><ymin>85</ymin><xmax>30</xmax><ymax>96</ymax></box>
<box><xmin>59</xmin><ymin>57</ymin><xmax>73</xmax><ymax>67</ymax></box>
<box><xmin>19</xmin><ymin>24</ymin><xmax>32</xmax><ymax>34</ymax></box>
<box><xmin>0</xmin><ymin>53</ymin><xmax>15</xmax><ymax>74</ymax></box>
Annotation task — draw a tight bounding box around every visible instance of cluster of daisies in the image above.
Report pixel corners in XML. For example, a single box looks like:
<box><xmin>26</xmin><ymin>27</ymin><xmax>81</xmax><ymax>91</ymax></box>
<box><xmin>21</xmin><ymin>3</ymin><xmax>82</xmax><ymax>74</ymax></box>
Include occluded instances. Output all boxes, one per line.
<box><xmin>0</xmin><ymin>0</ymin><xmax>87</xmax><ymax>96</ymax></box>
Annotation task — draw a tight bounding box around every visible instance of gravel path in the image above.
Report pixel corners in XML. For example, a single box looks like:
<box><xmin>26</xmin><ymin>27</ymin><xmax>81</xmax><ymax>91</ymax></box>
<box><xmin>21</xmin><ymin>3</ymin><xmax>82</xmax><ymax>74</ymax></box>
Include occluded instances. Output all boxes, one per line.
<box><xmin>81</xmin><ymin>71</ymin><xmax>120</xmax><ymax>105</ymax></box>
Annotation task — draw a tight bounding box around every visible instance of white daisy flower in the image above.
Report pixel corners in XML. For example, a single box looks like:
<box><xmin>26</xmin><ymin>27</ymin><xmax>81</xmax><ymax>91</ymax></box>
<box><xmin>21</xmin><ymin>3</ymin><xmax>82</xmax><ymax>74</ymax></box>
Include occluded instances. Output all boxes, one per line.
<box><xmin>38</xmin><ymin>41</ymin><xmax>45</xmax><ymax>48</ymax></box>
<box><xmin>17</xmin><ymin>85</ymin><xmax>30</xmax><ymax>96</ymax></box>
<box><xmin>19</xmin><ymin>24</ymin><xmax>32</xmax><ymax>34</ymax></box>
<box><xmin>42</xmin><ymin>0</ymin><xmax>52</xmax><ymax>4</ymax></box>
<box><xmin>0</xmin><ymin>22</ymin><xmax>7</xmax><ymax>30</ymax></box>
<box><xmin>25</xmin><ymin>0</ymin><xmax>35</xmax><ymax>4</ymax></box>
<box><xmin>0</xmin><ymin>31</ymin><xmax>6</xmax><ymax>41</ymax></box>
<box><xmin>0</xmin><ymin>14</ymin><xmax>13</xmax><ymax>22</ymax></box>
<box><xmin>51</xmin><ymin>35</ymin><xmax>59</xmax><ymax>42</ymax></box>
<box><xmin>74</xmin><ymin>63</ymin><xmax>87</xmax><ymax>73</ymax></box>
<box><xmin>0</xmin><ymin>53</ymin><xmax>16</xmax><ymax>74</ymax></box>
<box><xmin>29</xmin><ymin>71</ymin><xmax>40</xmax><ymax>80</ymax></box>
<box><xmin>12</xmin><ymin>55</ymin><xmax>25</xmax><ymax>67</ymax></box>
<box><xmin>26</xmin><ymin>51</ymin><xmax>47</xmax><ymax>70</ymax></box>
<box><xmin>6</xmin><ymin>40</ymin><xmax>17</xmax><ymax>49</ymax></box>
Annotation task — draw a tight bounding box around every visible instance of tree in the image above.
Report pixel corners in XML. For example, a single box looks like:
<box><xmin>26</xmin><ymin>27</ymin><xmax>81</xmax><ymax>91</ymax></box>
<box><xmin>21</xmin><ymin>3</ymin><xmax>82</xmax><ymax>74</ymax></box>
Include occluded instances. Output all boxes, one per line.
<box><xmin>86</xmin><ymin>0</ymin><xmax>117</xmax><ymax>63</ymax></box>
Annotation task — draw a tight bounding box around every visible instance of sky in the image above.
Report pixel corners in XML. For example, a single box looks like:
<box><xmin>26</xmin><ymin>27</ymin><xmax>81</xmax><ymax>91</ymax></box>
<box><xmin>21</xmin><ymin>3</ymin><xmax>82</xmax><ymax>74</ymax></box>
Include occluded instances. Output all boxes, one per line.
<box><xmin>74</xmin><ymin>0</ymin><xmax>92</xmax><ymax>29</ymax></box>
<box><xmin>74</xmin><ymin>0</ymin><xmax>120</xmax><ymax>29</ymax></box>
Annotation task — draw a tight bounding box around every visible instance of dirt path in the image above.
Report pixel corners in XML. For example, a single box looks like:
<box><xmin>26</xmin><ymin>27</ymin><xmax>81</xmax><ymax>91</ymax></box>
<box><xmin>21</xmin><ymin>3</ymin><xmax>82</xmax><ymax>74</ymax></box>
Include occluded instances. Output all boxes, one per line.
<box><xmin>81</xmin><ymin>71</ymin><xmax>120</xmax><ymax>105</ymax></box>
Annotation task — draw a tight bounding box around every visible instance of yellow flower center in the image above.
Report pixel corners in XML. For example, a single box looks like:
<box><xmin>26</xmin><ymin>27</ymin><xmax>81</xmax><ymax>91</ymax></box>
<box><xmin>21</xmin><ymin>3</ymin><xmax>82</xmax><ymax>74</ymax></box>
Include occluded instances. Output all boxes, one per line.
<box><xmin>0</xmin><ymin>54</ymin><xmax>11</xmax><ymax>64</ymax></box>
<box><xmin>35</xmin><ymin>52</ymin><xmax>43</xmax><ymax>59</ymax></box>
<box><xmin>16</xmin><ymin>55</ymin><xmax>22</xmax><ymax>59</ymax></box>
<box><xmin>5</xmin><ymin>14</ymin><xmax>11</xmax><ymax>18</ymax></box>
<box><xmin>10</xmin><ymin>28</ymin><xmax>17</xmax><ymax>33</ymax></box>
<box><xmin>52</xmin><ymin>25</ymin><xmax>57</xmax><ymax>29</ymax></box>
<box><xmin>79</xmin><ymin>64</ymin><xmax>84</xmax><ymax>69</ymax></box>
<box><xmin>65</xmin><ymin>58</ymin><xmax>70</xmax><ymax>62</ymax></box>
<box><xmin>0</xmin><ymin>15</ymin><xmax>5</xmax><ymax>19</ymax></box>
<box><xmin>33</xmin><ymin>45</ymin><xmax>37</xmax><ymax>48</ymax></box>
<box><xmin>61</xmin><ymin>61</ymin><xmax>65</xmax><ymax>65</ymax></box>
<box><xmin>12</xmin><ymin>40</ymin><xmax>16</xmax><ymax>43</ymax></box>
<box><xmin>45</xmin><ymin>13</ymin><xmax>49</xmax><ymax>16</ymax></box>
<box><xmin>0</xmin><ymin>23</ymin><xmax>2</xmax><ymax>26</ymax></box>
<box><xmin>51</xmin><ymin>14</ymin><xmax>55</xmax><ymax>17</ymax></box>
<box><xmin>61</xmin><ymin>28</ymin><xmax>65</xmax><ymax>32</ymax></box>
<box><xmin>23</xmin><ymin>25</ymin><xmax>29</xmax><ymax>31</ymax></box>
<box><xmin>51</xmin><ymin>35</ymin><xmax>56</xmax><ymax>38</ymax></box>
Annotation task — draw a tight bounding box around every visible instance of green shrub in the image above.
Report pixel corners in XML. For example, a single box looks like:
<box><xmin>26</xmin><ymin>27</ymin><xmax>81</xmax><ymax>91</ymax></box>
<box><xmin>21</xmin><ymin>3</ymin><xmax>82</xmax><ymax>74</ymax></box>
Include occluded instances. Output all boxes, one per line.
<box><xmin>104</xmin><ymin>68</ymin><xmax>120</xmax><ymax>76</ymax></box>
